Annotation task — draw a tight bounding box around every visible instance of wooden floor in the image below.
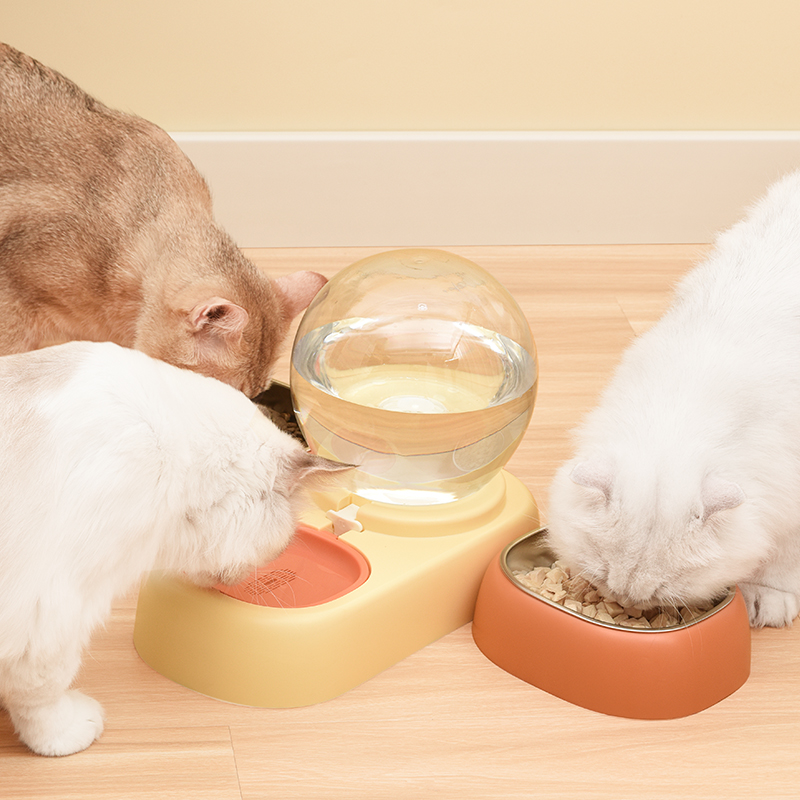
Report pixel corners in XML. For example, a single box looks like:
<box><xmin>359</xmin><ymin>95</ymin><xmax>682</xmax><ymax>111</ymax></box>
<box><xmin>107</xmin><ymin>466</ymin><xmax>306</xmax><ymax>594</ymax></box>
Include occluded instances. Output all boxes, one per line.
<box><xmin>4</xmin><ymin>244</ymin><xmax>800</xmax><ymax>799</ymax></box>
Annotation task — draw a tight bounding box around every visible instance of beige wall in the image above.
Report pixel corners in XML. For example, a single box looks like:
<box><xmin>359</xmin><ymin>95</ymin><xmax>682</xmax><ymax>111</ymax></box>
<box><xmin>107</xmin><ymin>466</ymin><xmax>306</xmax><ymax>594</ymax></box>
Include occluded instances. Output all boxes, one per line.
<box><xmin>5</xmin><ymin>0</ymin><xmax>800</xmax><ymax>132</ymax></box>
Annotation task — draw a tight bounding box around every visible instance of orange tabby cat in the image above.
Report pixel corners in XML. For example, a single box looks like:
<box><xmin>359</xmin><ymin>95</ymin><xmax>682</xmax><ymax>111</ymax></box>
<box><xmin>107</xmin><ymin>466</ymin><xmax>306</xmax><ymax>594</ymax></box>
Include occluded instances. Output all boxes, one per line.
<box><xmin>0</xmin><ymin>43</ymin><xmax>324</xmax><ymax>395</ymax></box>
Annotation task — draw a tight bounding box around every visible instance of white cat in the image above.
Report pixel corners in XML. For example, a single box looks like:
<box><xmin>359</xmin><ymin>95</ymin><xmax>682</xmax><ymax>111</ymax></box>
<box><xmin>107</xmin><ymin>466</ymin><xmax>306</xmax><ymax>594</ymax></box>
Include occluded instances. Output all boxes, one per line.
<box><xmin>547</xmin><ymin>170</ymin><xmax>800</xmax><ymax>629</ymax></box>
<box><xmin>0</xmin><ymin>340</ymin><xmax>348</xmax><ymax>756</ymax></box>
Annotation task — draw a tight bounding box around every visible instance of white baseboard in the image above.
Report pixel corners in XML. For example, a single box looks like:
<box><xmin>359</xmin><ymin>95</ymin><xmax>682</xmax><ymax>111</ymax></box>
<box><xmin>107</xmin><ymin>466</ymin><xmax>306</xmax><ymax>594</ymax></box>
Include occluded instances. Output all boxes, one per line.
<box><xmin>171</xmin><ymin>132</ymin><xmax>800</xmax><ymax>248</ymax></box>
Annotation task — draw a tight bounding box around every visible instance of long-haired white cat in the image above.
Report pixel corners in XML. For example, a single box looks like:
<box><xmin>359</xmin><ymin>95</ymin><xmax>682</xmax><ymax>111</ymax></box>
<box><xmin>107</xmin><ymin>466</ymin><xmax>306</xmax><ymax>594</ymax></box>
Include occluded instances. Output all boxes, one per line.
<box><xmin>0</xmin><ymin>341</ymin><xmax>348</xmax><ymax>756</ymax></box>
<box><xmin>548</xmin><ymin>171</ymin><xmax>800</xmax><ymax>629</ymax></box>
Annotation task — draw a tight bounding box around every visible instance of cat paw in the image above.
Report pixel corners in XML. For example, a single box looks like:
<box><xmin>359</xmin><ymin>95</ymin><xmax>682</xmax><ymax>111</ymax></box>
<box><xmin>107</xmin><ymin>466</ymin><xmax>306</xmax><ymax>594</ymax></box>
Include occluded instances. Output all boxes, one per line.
<box><xmin>13</xmin><ymin>690</ymin><xmax>105</xmax><ymax>757</ymax></box>
<box><xmin>739</xmin><ymin>582</ymin><xmax>800</xmax><ymax>628</ymax></box>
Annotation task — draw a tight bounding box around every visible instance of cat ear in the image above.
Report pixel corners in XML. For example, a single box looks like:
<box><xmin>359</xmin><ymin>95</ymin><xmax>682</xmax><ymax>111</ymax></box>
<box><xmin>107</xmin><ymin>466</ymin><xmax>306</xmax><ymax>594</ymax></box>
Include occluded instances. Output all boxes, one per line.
<box><xmin>189</xmin><ymin>297</ymin><xmax>249</xmax><ymax>353</ymax></box>
<box><xmin>701</xmin><ymin>476</ymin><xmax>745</xmax><ymax>522</ymax></box>
<box><xmin>570</xmin><ymin>460</ymin><xmax>614</xmax><ymax>502</ymax></box>
<box><xmin>273</xmin><ymin>272</ymin><xmax>327</xmax><ymax>320</ymax></box>
<box><xmin>291</xmin><ymin>452</ymin><xmax>354</xmax><ymax>489</ymax></box>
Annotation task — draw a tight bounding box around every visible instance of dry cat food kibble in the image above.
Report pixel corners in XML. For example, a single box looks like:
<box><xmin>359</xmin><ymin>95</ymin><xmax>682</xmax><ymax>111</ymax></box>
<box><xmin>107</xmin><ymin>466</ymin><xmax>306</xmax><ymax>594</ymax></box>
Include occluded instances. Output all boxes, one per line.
<box><xmin>512</xmin><ymin>561</ymin><xmax>714</xmax><ymax>628</ymax></box>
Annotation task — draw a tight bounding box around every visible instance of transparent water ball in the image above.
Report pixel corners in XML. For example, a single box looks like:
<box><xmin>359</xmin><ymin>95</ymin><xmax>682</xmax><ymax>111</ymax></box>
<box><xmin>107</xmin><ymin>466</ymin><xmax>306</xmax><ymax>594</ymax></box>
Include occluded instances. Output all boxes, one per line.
<box><xmin>290</xmin><ymin>249</ymin><xmax>538</xmax><ymax>506</ymax></box>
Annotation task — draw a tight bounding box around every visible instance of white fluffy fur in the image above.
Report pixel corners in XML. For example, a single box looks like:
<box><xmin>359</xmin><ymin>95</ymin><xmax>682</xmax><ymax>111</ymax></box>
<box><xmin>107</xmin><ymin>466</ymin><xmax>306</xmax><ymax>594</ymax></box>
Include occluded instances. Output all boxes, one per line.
<box><xmin>548</xmin><ymin>170</ymin><xmax>800</xmax><ymax>629</ymax></box>
<box><xmin>0</xmin><ymin>341</ymin><xmax>344</xmax><ymax>756</ymax></box>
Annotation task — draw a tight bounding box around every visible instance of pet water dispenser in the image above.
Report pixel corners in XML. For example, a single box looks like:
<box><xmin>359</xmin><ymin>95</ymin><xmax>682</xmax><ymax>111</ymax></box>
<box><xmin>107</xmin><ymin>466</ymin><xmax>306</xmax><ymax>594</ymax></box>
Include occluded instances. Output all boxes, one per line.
<box><xmin>134</xmin><ymin>249</ymin><xmax>540</xmax><ymax>707</ymax></box>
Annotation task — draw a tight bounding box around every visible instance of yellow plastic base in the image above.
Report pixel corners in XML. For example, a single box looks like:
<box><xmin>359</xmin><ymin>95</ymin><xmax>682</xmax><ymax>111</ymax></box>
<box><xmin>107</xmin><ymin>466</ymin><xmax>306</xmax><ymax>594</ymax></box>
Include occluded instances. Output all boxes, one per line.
<box><xmin>133</xmin><ymin>470</ymin><xmax>538</xmax><ymax>707</ymax></box>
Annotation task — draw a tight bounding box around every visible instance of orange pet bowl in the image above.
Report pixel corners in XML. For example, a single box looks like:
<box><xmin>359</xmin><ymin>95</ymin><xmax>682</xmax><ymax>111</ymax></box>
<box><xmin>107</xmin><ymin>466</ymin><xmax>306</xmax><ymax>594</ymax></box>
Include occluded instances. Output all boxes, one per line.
<box><xmin>472</xmin><ymin>528</ymin><xmax>751</xmax><ymax>719</ymax></box>
<box><xmin>216</xmin><ymin>524</ymin><xmax>370</xmax><ymax>607</ymax></box>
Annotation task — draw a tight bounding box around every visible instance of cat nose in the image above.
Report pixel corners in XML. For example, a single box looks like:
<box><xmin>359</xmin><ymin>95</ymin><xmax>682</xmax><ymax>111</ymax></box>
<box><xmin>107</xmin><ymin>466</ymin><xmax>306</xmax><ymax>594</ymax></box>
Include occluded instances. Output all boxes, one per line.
<box><xmin>610</xmin><ymin>578</ymin><xmax>661</xmax><ymax>610</ymax></box>
<box><xmin>604</xmin><ymin>576</ymin><xmax>643</xmax><ymax>608</ymax></box>
<box><xmin>616</xmin><ymin>592</ymin><xmax>648</xmax><ymax>609</ymax></box>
